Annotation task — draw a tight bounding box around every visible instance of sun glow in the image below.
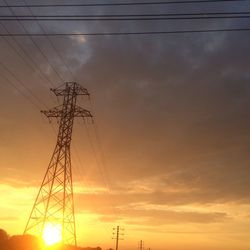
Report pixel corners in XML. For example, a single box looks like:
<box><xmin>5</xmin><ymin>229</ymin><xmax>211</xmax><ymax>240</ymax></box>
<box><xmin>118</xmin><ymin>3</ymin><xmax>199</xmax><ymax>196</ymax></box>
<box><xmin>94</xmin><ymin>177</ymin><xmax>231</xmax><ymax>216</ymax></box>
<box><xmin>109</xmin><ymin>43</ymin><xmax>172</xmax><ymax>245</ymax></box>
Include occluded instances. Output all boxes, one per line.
<box><xmin>42</xmin><ymin>223</ymin><xmax>62</xmax><ymax>246</ymax></box>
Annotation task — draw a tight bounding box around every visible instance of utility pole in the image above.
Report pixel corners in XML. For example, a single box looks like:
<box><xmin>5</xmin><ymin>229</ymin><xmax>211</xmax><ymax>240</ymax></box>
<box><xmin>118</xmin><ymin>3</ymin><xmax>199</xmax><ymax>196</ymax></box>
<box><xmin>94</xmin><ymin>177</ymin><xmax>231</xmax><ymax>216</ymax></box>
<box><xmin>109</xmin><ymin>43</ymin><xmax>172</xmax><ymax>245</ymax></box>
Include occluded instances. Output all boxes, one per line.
<box><xmin>23</xmin><ymin>82</ymin><xmax>92</xmax><ymax>246</ymax></box>
<box><xmin>138</xmin><ymin>240</ymin><xmax>144</xmax><ymax>250</ymax></box>
<box><xmin>112</xmin><ymin>226</ymin><xmax>124</xmax><ymax>250</ymax></box>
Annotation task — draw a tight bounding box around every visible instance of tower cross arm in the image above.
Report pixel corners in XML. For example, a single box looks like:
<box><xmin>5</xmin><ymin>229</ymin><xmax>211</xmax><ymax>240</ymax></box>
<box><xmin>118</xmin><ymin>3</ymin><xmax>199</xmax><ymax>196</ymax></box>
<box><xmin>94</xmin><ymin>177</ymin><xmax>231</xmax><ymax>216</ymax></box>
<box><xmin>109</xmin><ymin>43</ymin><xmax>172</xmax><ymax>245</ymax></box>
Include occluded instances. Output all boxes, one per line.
<box><xmin>41</xmin><ymin>105</ymin><xmax>93</xmax><ymax>118</ymax></box>
<box><xmin>74</xmin><ymin>105</ymin><xmax>93</xmax><ymax>118</ymax></box>
<box><xmin>51</xmin><ymin>82</ymin><xmax>90</xmax><ymax>96</ymax></box>
<box><xmin>41</xmin><ymin>106</ymin><xmax>62</xmax><ymax>118</ymax></box>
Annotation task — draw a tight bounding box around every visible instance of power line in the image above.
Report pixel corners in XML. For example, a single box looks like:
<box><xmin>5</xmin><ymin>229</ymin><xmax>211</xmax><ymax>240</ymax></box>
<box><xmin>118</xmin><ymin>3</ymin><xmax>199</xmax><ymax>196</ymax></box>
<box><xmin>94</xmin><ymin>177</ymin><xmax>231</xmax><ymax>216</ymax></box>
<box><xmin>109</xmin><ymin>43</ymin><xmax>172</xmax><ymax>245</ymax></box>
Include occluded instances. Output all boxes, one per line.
<box><xmin>88</xmin><ymin>97</ymin><xmax>116</xmax><ymax>207</ymax></box>
<box><xmin>0</xmin><ymin>19</ymin><xmax>56</xmax><ymax>88</ymax></box>
<box><xmin>82</xmin><ymin>118</ymin><xmax>121</xmax><ymax>222</ymax></box>
<box><xmin>0</xmin><ymin>28</ymin><xmax>250</xmax><ymax>36</ymax></box>
<box><xmin>1</xmin><ymin>15</ymin><xmax>250</xmax><ymax>21</ymax></box>
<box><xmin>0</xmin><ymin>62</ymin><xmax>47</xmax><ymax>109</ymax></box>
<box><xmin>0</xmin><ymin>0</ymin><xmax>247</xmax><ymax>8</ymax></box>
<box><xmin>2</xmin><ymin>11</ymin><xmax>250</xmax><ymax>17</ymax></box>
<box><xmin>0</xmin><ymin>26</ymin><xmax>55</xmax><ymax>88</ymax></box>
<box><xmin>22</xmin><ymin>0</ymin><xmax>77</xmax><ymax>82</ymax></box>
<box><xmin>83</xmin><ymin>122</ymin><xmax>117</xmax><ymax>208</ymax></box>
<box><xmin>4</xmin><ymin>0</ymin><xmax>65</xmax><ymax>83</ymax></box>
<box><xmin>71</xmin><ymin>142</ymin><xmax>114</xmax><ymax>235</ymax></box>
<box><xmin>0</xmin><ymin>67</ymin><xmax>42</xmax><ymax>111</ymax></box>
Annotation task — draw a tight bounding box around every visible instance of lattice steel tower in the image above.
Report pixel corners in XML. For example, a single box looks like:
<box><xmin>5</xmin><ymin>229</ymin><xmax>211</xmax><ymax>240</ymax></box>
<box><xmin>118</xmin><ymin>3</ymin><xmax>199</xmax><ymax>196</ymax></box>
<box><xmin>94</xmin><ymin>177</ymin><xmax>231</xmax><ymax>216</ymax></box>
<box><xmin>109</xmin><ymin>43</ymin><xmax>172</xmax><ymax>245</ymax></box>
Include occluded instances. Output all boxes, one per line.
<box><xmin>24</xmin><ymin>82</ymin><xmax>92</xmax><ymax>246</ymax></box>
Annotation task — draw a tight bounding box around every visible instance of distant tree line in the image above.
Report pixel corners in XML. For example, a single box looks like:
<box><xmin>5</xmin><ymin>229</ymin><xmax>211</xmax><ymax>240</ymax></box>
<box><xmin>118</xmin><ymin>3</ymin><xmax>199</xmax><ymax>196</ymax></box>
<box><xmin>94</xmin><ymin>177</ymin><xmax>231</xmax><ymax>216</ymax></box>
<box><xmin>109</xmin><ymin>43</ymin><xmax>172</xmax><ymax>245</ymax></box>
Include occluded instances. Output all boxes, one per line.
<box><xmin>0</xmin><ymin>229</ymin><xmax>102</xmax><ymax>250</ymax></box>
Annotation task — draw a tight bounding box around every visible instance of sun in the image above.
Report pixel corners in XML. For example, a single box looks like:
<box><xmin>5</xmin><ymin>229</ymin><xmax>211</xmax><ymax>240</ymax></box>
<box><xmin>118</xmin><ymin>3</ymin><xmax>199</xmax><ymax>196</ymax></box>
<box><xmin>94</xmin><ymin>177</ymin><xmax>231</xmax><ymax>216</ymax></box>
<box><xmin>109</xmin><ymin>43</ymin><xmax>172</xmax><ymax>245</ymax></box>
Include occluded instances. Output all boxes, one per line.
<box><xmin>42</xmin><ymin>222</ymin><xmax>62</xmax><ymax>246</ymax></box>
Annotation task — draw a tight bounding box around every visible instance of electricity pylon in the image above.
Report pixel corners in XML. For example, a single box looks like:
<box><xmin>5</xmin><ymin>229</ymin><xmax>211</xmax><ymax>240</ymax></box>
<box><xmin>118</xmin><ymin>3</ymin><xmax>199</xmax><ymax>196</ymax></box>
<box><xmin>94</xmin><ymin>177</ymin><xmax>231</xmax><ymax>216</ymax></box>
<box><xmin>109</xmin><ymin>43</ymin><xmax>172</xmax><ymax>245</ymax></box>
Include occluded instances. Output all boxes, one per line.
<box><xmin>24</xmin><ymin>82</ymin><xmax>92</xmax><ymax>246</ymax></box>
<box><xmin>112</xmin><ymin>226</ymin><xmax>124</xmax><ymax>250</ymax></box>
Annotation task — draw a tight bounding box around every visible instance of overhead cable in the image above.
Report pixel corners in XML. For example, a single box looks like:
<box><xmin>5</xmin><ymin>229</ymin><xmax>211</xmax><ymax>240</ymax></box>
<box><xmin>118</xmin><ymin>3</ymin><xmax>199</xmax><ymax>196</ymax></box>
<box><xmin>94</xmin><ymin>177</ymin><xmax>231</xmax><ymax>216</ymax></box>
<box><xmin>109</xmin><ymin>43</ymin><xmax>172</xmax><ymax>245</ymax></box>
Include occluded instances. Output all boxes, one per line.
<box><xmin>4</xmin><ymin>0</ymin><xmax>65</xmax><ymax>83</ymax></box>
<box><xmin>0</xmin><ymin>28</ymin><xmax>250</xmax><ymax>36</ymax></box>
<box><xmin>0</xmin><ymin>0</ymin><xmax>248</xmax><ymax>8</ymax></box>
<box><xmin>1</xmin><ymin>11</ymin><xmax>250</xmax><ymax>17</ymax></box>
<box><xmin>1</xmin><ymin>15</ymin><xmax>250</xmax><ymax>21</ymax></box>
<box><xmin>22</xmin><ymin>0</ymin><xmax>77</xmax><ymax>82</ymax></box>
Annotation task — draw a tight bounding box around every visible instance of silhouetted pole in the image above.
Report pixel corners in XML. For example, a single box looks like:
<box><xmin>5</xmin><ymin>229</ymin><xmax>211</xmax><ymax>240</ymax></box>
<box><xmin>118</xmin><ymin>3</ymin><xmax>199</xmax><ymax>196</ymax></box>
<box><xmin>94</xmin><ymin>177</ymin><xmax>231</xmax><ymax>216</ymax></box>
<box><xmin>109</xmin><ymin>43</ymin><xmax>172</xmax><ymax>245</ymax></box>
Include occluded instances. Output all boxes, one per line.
<box><xmin>139</xmin><ymin>240</ymin><xmax>144</xmax><ymax>250</ymax></box>
<box><xmin>112</xmin><ymin>226</ymin><xmax>124</xmax><ymax>250</ymax></box>
<box><xmin>115</xmin><ymin>226</ymin><xmax>119</xmax><ymax>250</ymax></box>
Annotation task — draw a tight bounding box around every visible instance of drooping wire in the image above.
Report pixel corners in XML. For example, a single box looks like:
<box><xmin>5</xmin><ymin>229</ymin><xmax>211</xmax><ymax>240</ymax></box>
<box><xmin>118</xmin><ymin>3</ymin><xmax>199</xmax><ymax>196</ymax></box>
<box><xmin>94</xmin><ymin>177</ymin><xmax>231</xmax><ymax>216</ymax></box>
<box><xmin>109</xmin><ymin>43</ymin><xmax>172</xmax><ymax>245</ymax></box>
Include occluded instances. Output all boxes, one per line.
<box><xmin>80</xmin><ymin>95</ymin><xmax>125</xmax><ymax>226</ymax></box>
<box><xmin>71</xmin><ymin>142</ymin><xmax>115</xmax><ymax>235</ymax></box>
<box><xmin>81</xmin><ymin>119</ymin><xmax>122</xmax><ymax>222</ymax></box>
<box><xmin>0</xmin><ymin>69</ymin><xmax>41</xmax><ymax>111</ymax></box>
<box><xmin>83</xmin><ymin>121</ymin><xmax>110</xmax><ymax>195</ymax></box>
<box><xmin>3</xmin><ymin>15</ymin><xmax>250</xmax><ymax>21</ymax></box>
<box><xmin>0</xmin><ymin>0</ymin><xmax>248</xmax><ymax>8</ymax></box>
<box><xmin>88</xmin><ymin>98</ymin><xmax>114</xmax><ymax>199</ymax></box>
<box><xmin>47</xmin><ymin>119</ymin><xmax>115</xmax><ymax>236</ymax></box>
<box><xmin>2</xmin><ymin>11</ymin><xmax>250</xmax><ymax>17</ymax></box>
<box><xmin>0</xmin><ymin>27</ymin><xmax>250</xmax><ymax>36</ymax></box>
<box><xmin>3</xmin><ymin>0</ymin><xmax>65</xmax><ymax>83</ymax></box>
<box><xmin>0</xmin><ymin>61</ymin><xmax>48</xmax><ymax>109</ymax></box>
<box><xmin>0</xmin><ymin>22</ymin><xmax>56</xmax><ymax>88</ymax></box>
<box><xmin>22</xmin><ymin>0</ymin><xmax>77</xmax><ymax>83</ymax></box>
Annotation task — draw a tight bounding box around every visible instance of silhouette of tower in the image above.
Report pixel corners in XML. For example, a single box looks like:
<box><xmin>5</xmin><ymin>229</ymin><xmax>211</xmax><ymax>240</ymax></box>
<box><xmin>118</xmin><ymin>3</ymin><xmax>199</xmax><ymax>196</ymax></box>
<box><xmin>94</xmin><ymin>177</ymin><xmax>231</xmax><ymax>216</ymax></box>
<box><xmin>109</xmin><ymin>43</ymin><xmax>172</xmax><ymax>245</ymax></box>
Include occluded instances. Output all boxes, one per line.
<box><xmin>24</xmin><ymin>82</ymin><xmax>92</xmax><ymax>246</ymax></box>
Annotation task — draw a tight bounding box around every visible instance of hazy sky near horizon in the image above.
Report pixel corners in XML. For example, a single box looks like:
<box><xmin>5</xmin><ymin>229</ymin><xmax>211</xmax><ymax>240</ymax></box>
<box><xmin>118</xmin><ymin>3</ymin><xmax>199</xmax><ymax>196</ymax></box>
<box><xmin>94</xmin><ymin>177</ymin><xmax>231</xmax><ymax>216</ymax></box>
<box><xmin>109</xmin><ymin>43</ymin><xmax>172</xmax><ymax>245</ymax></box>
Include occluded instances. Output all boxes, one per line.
<box><xmin>1</xmin><ymin>0</ymin><xmax>250</xmax><ymax>250</ymax></box>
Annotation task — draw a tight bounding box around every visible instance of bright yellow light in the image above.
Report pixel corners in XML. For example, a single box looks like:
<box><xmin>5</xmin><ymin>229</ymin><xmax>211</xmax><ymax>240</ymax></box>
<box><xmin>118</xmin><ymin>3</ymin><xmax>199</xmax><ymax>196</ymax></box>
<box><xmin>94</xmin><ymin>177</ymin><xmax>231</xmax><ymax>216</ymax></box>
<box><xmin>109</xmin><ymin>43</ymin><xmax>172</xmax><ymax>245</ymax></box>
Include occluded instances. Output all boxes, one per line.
<box><xmin>42</xmin><ymin>222</ymin><xmax>62</xmax><ymax>246</ymax></box>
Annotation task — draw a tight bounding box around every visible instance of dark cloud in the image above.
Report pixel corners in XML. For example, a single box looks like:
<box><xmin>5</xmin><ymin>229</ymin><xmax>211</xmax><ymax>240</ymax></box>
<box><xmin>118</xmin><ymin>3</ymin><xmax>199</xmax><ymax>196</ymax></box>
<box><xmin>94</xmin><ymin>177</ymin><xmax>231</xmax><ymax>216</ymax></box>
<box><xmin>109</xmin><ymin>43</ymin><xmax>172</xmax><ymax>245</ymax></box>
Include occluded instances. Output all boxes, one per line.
<box><xmin>1</xmin><ymin>3</ymin><xmax>250</xmax><ymax>246</ymax></box>
<box><xmin>67</xmin><ymin>19</ymin><xmax>250</xmax><ymax>206</ymax></box>
<box><xmin>100</xmin><ymin>209</ymin><xmax>228</xmax><ymax>225</ymax></box>
<box><xmin>76</xmin><ymin>190</ymin><xmax>229</xmax><ymax>225</ymax></box>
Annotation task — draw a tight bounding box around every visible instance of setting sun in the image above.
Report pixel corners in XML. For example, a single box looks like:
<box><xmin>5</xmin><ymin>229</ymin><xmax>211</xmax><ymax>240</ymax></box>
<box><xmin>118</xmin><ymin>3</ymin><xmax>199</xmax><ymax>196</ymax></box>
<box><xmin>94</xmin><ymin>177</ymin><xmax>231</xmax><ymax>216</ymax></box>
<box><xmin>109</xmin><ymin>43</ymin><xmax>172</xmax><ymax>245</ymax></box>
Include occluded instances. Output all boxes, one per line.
<box><xmin>42</xmin><ymin>223</ymin><xmax>62</xmax><ymax>246</ymax></box>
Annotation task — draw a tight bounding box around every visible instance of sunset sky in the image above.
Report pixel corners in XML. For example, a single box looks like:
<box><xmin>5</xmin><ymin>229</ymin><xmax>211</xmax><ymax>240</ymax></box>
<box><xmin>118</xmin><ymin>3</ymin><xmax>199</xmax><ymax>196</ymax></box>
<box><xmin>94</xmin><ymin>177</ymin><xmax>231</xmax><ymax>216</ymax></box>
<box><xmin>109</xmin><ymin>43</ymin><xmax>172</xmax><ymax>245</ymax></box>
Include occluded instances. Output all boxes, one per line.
<box><xmin>1</xmin><ymin>0</ymin><xmax>250</xmax><ymax>250</ymax></box>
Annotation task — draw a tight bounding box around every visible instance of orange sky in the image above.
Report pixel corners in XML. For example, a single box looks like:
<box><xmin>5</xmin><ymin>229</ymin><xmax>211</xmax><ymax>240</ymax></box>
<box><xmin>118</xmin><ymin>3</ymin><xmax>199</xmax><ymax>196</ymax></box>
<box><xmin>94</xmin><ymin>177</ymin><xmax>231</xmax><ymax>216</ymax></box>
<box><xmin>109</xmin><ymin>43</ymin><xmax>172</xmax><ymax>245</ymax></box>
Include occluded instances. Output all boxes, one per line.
<box><xmin>1</xmin><ymin>93</ymin><xmax>250</xmax><ymax>250</ymax></box>
<box><xmin>1</xmin><ymin>1</ymin><xmax>250</xmax><ymax>249</ymax></box>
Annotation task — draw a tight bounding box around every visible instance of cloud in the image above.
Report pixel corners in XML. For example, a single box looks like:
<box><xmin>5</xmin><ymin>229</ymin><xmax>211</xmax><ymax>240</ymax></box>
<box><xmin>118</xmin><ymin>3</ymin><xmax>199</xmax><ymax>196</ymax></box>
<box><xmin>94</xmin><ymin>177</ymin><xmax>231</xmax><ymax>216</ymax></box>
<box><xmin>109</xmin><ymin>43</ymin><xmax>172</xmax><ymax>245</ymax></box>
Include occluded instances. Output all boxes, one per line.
<box><xmin>3</xmin><ymin>3</ymin><xmax>250</xmax><ymax>203</ymax></box>
<box><xmin>1</xmin><ymin>3</ymin><xmax>250</xmax><ymax>248</ymax></box>
<box><xmin>0</xmin><ymin>216</ymin><xmax>19</xmax><ymax>221</ymax></box>
<box><xmin>70</xmin><ymin>34</ymin><xmax>87</xmax><ymax>44</ymax></box>
<box><xmin>100</xmin><ymin>209</ymin><xmax>228</xmax><ymax>225</ymax></box>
